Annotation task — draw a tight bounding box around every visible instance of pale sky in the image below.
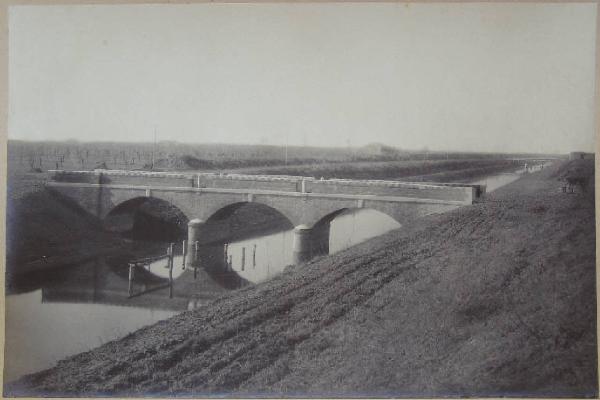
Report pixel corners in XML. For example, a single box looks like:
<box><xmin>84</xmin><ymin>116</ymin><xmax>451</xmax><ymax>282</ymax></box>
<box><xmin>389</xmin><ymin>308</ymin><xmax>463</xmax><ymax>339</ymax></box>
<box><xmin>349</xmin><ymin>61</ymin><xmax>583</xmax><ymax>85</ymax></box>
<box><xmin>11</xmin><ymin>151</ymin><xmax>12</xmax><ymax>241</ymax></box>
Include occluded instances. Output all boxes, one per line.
<box><xmin>8</xmin><ymin>3</ymin><xmax>598</xmax><ymax>153</ymax></box>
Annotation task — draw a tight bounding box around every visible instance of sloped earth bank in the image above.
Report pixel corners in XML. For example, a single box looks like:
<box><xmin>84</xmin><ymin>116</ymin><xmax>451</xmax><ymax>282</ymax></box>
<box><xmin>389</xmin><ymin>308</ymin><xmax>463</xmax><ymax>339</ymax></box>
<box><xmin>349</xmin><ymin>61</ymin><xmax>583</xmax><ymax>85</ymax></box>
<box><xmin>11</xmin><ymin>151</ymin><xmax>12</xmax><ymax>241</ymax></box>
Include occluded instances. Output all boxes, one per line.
<box><xmin>5</xmin><ymin>161</ymin><xmax>597</xmax><ymax>397</ymax></box>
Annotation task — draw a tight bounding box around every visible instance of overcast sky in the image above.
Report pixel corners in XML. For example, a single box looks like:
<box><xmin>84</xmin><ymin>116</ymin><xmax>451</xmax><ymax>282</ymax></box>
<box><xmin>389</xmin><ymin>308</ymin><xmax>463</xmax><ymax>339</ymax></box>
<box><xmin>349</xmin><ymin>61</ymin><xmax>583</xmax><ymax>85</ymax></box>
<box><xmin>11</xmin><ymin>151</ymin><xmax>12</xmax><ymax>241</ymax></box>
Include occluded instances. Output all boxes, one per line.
<box><xmin>8</xmin><ymin>3</ymin><xmax>597</xmax><ymax>153</ymax></box>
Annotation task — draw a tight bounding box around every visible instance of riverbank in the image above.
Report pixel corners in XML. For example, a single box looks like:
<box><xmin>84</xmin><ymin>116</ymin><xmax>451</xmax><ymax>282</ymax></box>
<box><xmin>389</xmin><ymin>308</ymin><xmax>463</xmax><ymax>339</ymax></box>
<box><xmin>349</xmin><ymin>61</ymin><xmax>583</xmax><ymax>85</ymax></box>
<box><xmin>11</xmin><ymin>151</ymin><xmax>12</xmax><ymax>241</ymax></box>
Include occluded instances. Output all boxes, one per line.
<box><xmin>5</xmin><ymin>159</ymin><xmax>596</xmax><ymax>397</ymax></box>
<box><xmin>227</xmin><ymin>158</ymin><xmax>525</xmax><ymax>181</ymax></box>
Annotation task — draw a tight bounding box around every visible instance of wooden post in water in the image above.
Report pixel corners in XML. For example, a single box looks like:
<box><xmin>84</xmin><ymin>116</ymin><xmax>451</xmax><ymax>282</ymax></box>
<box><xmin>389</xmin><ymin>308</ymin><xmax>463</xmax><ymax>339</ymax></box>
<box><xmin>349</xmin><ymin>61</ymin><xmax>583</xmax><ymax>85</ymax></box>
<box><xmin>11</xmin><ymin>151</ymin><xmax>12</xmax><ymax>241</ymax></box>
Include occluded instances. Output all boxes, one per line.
<box><xmin>128</xmin><ymin>263</ymin><xmax>135</xmax><ymax>297</ymax></box>
<box><xmin>182</xmin><ymin>240</ymin><xmax>187</xmax><ymax>270</ymax></box>
<box><xmin>223</xmin><ymin>244</ymin><xmax>228</xmax><ymax>269</ymax></box>
<box><xmin>241</xmin><ymin>247</ymin><xmax>246</xmax><ymax>271</ymax></box>
<box><xmin>253</xmin><ymin>244</ymin><xmax>257</xmax><ymax>268</ymax></box>
<box><xmin>194</xmin><ymin>241</ymin><xmax>199</xmax><ymax>280</ymax></box>
<box><xmin>168</xmin><ymin>243</ymin><xmax>174</xmax><ymax>299</ymax></box>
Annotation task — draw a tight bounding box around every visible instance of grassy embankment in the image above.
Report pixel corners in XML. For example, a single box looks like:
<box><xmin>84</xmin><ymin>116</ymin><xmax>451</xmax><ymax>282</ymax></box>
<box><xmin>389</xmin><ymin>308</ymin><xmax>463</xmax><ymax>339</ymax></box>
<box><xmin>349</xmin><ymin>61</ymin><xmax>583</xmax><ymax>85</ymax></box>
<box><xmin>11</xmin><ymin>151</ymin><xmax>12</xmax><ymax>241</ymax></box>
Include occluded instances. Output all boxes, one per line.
<box><xmin>6</xmin><ymin>159</ymin><xmax>596</xmax><ymax>397</ymax></box>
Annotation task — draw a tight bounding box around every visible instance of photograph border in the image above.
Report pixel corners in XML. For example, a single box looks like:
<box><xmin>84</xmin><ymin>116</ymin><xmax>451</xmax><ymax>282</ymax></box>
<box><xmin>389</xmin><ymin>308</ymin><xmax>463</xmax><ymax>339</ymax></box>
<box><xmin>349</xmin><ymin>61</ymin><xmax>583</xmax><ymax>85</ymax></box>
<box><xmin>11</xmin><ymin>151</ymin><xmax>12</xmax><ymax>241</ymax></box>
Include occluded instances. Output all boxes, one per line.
<box><xmin>0</xmin><ymin>1</ymin><xmax>598</xmax><ymax>398</ymax></box>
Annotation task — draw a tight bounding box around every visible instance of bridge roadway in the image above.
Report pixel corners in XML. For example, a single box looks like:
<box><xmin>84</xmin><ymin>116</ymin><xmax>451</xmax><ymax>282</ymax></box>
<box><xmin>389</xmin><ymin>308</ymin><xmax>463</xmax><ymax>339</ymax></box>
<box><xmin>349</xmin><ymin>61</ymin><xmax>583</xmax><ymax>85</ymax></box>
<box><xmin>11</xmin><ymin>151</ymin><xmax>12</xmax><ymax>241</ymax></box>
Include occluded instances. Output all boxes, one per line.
<box><xmin>46</xmin><ymin>169</ymin><xmax>486</xmax><ymax>264</ymax></box>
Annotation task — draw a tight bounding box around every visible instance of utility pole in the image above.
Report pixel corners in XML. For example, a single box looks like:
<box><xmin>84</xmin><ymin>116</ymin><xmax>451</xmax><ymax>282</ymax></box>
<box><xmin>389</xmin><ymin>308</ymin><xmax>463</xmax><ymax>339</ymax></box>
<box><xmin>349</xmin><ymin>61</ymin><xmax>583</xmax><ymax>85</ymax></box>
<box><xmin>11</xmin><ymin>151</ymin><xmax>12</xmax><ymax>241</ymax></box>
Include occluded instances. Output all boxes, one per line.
<box><xmin>151</xmin><ymin>126</ymin><xmax>157</xmax><ymax>170</ymax></box>
<box><xmin>285</xmin><ymin>131</ymin><xmax>289</xmax><ymax>165</ymax></box>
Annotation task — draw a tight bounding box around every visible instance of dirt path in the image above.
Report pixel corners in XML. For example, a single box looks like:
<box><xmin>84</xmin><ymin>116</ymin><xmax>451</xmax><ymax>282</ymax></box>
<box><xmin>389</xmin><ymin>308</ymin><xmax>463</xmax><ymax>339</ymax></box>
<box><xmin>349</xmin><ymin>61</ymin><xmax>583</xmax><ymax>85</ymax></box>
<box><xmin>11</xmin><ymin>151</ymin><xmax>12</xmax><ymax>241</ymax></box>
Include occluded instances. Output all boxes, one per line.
<box><xmin>5</xmin><ymin>160</ymin><xmax>597</xmax><ymax>397</ymax></box>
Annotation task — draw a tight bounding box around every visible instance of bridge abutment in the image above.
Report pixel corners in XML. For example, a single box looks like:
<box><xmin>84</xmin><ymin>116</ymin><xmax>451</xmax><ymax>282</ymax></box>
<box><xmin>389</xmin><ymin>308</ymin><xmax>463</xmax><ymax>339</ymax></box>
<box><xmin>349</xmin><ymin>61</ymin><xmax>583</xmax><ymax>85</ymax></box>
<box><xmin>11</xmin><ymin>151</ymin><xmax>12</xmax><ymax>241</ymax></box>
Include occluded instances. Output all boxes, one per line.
<box><xmin>292</xmin><ymin>225</ymin><xmax>312</xmax><ymax>264</ymax></box>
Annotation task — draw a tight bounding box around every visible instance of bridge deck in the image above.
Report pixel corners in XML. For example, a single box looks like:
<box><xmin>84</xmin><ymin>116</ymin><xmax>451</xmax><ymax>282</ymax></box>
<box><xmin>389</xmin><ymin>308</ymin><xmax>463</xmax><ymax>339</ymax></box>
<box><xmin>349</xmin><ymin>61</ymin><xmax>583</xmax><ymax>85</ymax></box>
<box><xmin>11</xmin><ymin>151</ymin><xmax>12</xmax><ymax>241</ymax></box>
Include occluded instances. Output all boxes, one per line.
<box><xmin>47</xmin><ymin>169</ymin><xmax>486</xmax><ymax>205</ymax></box>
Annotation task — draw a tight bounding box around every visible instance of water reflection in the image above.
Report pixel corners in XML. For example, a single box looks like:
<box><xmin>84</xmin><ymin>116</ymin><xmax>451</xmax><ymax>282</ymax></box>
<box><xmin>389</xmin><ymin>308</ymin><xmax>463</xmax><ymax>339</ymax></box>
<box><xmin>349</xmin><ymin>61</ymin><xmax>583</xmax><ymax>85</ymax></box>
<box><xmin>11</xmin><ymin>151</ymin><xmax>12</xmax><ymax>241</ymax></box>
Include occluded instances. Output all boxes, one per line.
<box><xmin>4</xmin><ymin>255</ymin><xmax>233</xmax><ymax>382</ymax></box>
<box><xmin>329</xmin><ymin>209</ymin><xmax>401</xmax><ymax>254</ymax></box>
<box><xmin>471</xmin><ymin>162</ymin><xmax>549</xmax><ymax>192</ymax></box>
<box><xmin>223</xmin><ymin>230</ymin><xmax>294</xmax><ymax>283</ymax></box>
<box><xmin>203</xmin><ymin>209</ymin><xmax>402</xmax><ymax>285</ymax></box>
<box><xmin>471</xmin><ymin>173</ymin><xmax>522</xmax><ymax>193</ymax></box>
<box><xmin>5</xmin><ymin>286</ymin><xmax>177</xmax><ymax>383</ymax></box>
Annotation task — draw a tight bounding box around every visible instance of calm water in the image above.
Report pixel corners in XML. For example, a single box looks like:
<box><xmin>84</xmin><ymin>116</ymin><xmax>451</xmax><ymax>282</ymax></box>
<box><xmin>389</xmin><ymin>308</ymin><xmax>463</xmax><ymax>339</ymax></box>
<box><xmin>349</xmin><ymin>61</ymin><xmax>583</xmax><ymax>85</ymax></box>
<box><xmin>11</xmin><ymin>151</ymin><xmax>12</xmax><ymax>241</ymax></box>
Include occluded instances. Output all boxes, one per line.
<box><xmin>5</xmin><ymin>166</ymin><xmax>542</xmax><ymax>382</ymax></box>
<box><xmin>5</xmin><ymin>290</ymin><xmax>177</xmax><ymax>382</ymax></box>
<box><xmin>471</xmin><ymin>173</ymin><xmax>521</xmax><ymax>192</ymax></box>
<box><xmin>470</xmin><ymin>163</ymin><xmax>548</xmax><ymax>192</ymax></box>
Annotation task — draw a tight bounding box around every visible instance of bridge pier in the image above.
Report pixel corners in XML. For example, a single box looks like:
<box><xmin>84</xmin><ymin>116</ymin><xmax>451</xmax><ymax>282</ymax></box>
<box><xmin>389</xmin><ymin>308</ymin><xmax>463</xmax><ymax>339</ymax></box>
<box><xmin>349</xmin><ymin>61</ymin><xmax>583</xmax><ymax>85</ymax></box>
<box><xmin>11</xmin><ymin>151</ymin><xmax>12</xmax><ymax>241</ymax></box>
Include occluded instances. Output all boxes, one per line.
<box><xmin>186</xmin><ymin>219</ymin><xmax>205</xmax><ymax>269</ymax></box>
<box><xmin>292</xmin><ymin>224</ymin><xmax>330</xmax><ymax>264</ymax></box>
<box><xmin>293</xmin><ymin>225</ymin><xmax>313</xmax><ymax>264</ymax></box>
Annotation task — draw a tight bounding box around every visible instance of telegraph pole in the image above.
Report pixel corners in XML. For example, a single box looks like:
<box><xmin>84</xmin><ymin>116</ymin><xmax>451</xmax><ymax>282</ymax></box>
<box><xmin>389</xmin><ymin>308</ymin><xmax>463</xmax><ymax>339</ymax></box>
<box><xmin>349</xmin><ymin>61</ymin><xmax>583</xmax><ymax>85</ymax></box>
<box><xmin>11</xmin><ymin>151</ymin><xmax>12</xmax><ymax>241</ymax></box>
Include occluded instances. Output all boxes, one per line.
<box><xmin>151</xmin><ymin>126</ymin><xmax>157</xmax><ymax>170</ymax></box>
<box><xmin>285</xmin><ymin>131</ymin><xmax>289</xmax><ymax>165</ymax></box>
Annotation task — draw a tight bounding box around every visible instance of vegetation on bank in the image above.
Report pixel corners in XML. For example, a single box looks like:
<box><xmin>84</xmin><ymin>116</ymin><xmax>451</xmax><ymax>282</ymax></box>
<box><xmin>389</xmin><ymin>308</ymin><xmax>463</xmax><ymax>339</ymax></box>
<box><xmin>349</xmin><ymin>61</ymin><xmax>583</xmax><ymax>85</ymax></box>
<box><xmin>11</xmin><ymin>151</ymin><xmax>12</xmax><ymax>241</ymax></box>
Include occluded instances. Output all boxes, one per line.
<box><xmin>5</xmin><ymin>160</ymin><xmax>596</xmax><ymax>397</ymax></box>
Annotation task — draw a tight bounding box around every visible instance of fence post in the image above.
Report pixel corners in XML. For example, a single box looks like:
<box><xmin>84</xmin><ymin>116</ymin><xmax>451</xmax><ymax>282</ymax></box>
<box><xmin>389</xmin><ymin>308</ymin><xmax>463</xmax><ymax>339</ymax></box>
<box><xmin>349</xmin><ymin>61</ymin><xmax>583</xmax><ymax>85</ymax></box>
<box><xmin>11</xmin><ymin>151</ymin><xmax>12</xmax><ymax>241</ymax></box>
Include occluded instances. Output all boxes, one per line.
<box><xmin>194</xmin><ymin>241</ymin><xmax>199</xmax><ymax>280</ymax></box>
<box><xmin>128</xmin><ymin>263</ymin><xmax>135</xmax><ymax>297</ymax></box>
<box><xmin>241</xmin><ymin>247</ymin><xmax>246</xmax><ymax>271</ymax></box>
<box><xmin>168</xmin><ymin>243</ymin><xmax>174</xmax><ymax>298</ymax></box>
<box><xmin>182</xmin><ymin>240</ymin><xmax>187</xmax><ymax>270</ymax></box>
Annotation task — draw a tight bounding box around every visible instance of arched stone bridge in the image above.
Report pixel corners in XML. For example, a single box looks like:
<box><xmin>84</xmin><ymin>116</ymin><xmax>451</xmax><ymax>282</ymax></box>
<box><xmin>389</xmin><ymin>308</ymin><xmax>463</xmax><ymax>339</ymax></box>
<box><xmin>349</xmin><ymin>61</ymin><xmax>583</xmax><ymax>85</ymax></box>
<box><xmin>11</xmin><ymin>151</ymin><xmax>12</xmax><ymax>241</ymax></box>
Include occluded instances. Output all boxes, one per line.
<box><xmin>46</xmin><ymin>169</ymin><xmax>486</xmax><ymax>264</ymax></box>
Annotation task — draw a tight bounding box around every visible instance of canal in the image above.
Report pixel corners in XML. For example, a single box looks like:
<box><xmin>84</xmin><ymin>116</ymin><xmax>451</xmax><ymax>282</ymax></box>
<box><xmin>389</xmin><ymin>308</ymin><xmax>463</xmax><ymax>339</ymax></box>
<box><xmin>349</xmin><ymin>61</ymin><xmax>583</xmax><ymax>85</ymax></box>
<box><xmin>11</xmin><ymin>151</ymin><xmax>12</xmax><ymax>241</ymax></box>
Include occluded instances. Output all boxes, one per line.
<box><xmin>4</xmin><ymin>164</ymin><xmax>547</xmax><ymax>382</ymax></box>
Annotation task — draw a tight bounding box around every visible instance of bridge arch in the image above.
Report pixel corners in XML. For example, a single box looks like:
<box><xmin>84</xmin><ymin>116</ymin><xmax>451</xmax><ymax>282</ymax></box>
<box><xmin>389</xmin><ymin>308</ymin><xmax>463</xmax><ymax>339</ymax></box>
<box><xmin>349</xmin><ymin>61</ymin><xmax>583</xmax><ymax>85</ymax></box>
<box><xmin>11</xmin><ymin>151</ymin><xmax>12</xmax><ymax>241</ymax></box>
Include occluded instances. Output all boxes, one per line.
<box><xmin>104</xmin><ymin>196</ymin><xmax>190</xmax><ymax>241</ymax></box>
<box><xmin>305</xmin><ymin>207</ymin><xmax>402</xmax><ymax>259</ymax></box>
<box><xmin>313</xmin><ymin>206</ymin><xmax>403</xmax><ymax>228</ymax></box>
<box><xmin>302</xmin><ymin>202</ymin><xmax>404</xmax><ymax>230</ymax></box>
<box><xmin>195</xmin><ymin>195</ymin><xmax>303</xmax><ymax>228</ymax></box>
<box><xmin>201</xmin><ymin>201</ymin><xmax>295</xmax><ymax>245</ymax></box>
<box><xmin>301</xmin><ymin>199</ymin><xmax>457</xmax><ymax>230</ymax></box>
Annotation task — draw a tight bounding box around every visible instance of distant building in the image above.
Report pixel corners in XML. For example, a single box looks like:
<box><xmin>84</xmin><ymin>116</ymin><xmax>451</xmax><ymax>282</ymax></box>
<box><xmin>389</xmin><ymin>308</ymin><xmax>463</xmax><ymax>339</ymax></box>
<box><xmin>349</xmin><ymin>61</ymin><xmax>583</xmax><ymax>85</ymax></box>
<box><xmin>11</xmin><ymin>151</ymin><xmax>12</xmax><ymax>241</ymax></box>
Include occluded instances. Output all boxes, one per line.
<box><xmin>569</xmin><ymin>152</ymin><xmax>595</xmax><ymax>160</ymax></box>
<box><xmin>361</xmin><ymin>143</ymin><xmax>404</xmax><ymax>157</ymax></box>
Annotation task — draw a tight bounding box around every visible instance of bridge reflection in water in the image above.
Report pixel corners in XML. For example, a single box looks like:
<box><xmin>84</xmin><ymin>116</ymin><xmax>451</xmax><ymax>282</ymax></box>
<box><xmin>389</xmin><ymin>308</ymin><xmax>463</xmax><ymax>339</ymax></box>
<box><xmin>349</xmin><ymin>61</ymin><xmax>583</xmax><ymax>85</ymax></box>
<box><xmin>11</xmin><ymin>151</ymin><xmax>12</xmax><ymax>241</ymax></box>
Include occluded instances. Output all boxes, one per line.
<box><xmin>5</xmin><ymin>206</ymin><xmax>403</xmax><ymax>382</ymax></box>
<box><xmin>5</xmin><ymin>252</ymin><xmax>238</xmax><ymax>383</ymax></box>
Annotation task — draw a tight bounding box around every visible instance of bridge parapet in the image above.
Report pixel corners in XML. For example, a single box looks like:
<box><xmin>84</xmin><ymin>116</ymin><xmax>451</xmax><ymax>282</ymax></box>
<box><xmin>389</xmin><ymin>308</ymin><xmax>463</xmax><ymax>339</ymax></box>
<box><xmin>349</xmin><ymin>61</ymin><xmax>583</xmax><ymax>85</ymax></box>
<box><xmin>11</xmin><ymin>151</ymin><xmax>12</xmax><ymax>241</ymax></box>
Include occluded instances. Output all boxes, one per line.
<box><xmin>51</xmin><ymin>170</ymin><xmax>195</xmax><ymax>188</ymax></box>
<box><xmin>306</xmin><ymin>179</ymin><xmax>482</xmax><ymax>203</ymax></box>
